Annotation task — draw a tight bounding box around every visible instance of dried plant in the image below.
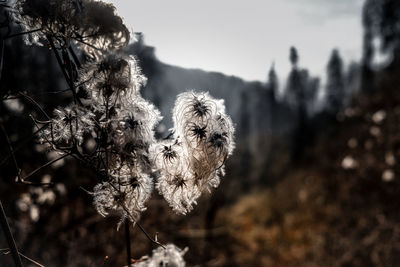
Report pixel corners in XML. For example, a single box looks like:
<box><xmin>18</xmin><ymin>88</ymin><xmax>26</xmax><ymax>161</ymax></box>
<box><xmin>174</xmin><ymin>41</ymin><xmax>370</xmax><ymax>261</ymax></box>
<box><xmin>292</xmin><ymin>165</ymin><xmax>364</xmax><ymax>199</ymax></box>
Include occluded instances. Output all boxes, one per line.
<box><xmin>1</xmin><ymin>1</ymin><xmax>235</xmax><ymax>265</ymax></box>
<box><xmin>14</xmin><ymin>0</ymin><xmax>129</xmax><ymax>56</ymax></box>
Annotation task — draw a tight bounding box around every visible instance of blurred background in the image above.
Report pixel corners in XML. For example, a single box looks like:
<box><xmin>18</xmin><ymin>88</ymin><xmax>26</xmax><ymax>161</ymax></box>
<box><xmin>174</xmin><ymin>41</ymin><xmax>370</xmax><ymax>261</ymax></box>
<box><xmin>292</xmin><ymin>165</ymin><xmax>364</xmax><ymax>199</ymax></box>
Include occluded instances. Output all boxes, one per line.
<box><xmin>1</xmin><ymin>0</ymin><xmax>400</xmax><ymax>266</ymax></box>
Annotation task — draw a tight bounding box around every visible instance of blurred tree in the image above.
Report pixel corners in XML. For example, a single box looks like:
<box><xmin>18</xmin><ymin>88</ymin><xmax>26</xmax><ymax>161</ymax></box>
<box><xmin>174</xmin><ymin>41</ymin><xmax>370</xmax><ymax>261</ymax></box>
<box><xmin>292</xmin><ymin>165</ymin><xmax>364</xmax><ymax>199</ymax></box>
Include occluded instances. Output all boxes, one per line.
<box><xmin>266</xmin><ymin>63</ymin><xmax>278</xmax><ymax>103</ymax></box>
<box><xmin>326</xmin><ymin>49</ymin><xmax>345</xmax><ymax>114</ymax></box>
<box><xmin>345</xmin><ymin>62</ymin><xmax>361</xmax><ymax>98</ymax></box>
<box><xmin>306</xmin><ymin>75</ymin><xmax>320</xmax><ymax>116</ymax></box>
<box><xmin>237</xmin><ymin>89</ymin><xmax>253</xmax><ymax>189</ymax></box>
<box><xmin>285</xmin><ymin>47</ymin><xmax>309</xmax><ymax>160</ymax></box>
<box><xmin>289</xmin><ymin>46</ymin><xmax>299</xmax><ymax>67</ymax></box>
<box><xmin>239</xmin><ymin>89</ymin><xmax>250</xmax><ymax>138</ymax></box>
<box><xmin>285</xmin><ymin>47</ymin><xmax>303</xmax><ymax>107</ymax></box>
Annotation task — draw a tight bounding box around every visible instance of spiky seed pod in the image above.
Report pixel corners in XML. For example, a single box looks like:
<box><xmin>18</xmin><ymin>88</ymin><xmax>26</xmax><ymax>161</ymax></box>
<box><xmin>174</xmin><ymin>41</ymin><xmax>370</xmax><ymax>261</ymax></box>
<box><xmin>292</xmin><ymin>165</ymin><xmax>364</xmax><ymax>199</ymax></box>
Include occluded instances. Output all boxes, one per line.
<box><xmin>92</xmin><ymin>165</ymin><xmax>153</xmax><ymax>225</ymax></box>
<box><xmin>111</xmin><ymin>97</ymin><xmax>162</xmax><ymax>151</ymax></box>
<box><xmin>79</xmin><ymin>54</ymin><xmax>147</xmax><ymax>110</ymax></box>
<box><xmin>40</xmin><ymin>104</ymin><xmax>95</xmax><ymax>147</ymax></box>
<box><xmin>155</xmin><ymin>91</ymin><xmax>235</xmax><ymax>215</ymax></box>
<box><xmin>172</xmin><ymin>91</ymin><xmax>222</xmax><ymax>139</ymax></box>
<box><xmin>134</xmin><ymin>244</ymin><xmax>187</xmax><ymax>267</ymax></box>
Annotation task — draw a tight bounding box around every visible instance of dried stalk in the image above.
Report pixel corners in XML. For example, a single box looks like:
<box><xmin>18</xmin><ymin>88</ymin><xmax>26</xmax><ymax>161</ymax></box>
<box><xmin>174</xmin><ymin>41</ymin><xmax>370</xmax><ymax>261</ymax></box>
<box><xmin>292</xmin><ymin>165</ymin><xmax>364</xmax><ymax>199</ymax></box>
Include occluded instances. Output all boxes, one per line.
<box><xmin>0</xmin><ymin>200</ymin><xmax>23</xmax><ymax>267</ymax></box>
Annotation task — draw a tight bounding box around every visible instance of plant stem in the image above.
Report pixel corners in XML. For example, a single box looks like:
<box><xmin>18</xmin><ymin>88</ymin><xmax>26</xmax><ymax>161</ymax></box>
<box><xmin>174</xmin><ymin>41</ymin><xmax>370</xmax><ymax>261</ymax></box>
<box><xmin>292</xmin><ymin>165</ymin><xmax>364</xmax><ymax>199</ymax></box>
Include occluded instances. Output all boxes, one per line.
<box><xmin>46</xmin><ymin>35</ymin><xmax>78</xmax><ymax>104</ymax></box>
<box><xmin>125</xmin><ymin>219</ymin><xmax>132</xmax><ymax>267</ymax></box>
<box><xmin>68</xmin><ymin>46</ymin><xmax>81</xmax><ymax>68</ymax></box>
<box><xmin>4</xmin><ymin>29</ymin><xmax>41</xmax><ymax>40</ymax></box>
<box><xmin>0</xmin><ymin>200</ymin><xmax>23</xmax><ymax>267</ymax></box>
<box><xmin>0</xmin><ymin>38</ymin><xmax>4</xmax><ymax>82</ymax></box>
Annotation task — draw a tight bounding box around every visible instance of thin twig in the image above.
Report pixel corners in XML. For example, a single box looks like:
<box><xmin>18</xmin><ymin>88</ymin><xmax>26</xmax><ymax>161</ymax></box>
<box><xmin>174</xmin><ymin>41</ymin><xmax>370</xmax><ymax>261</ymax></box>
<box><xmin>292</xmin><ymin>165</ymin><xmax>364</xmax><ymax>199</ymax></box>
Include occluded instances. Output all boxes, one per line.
<box><xmin>0</xmin><ymin>124</ymin><xmax>47</xmax><ymax>167</ymax></box>
<box><xmin>68</xmin><ymin>46</ymin><xmax>81</xmax><ymax>68</ymax></box>
<box><xmin>0</xmin><ymin>38</ymin><xmax>4</xmax><ymax>82</ymax></box>
<box><xmin>46</xmin><ymin>35</ymin><xmax>78</xmax><ymax>104</ymax></box>
<box><xmin>4</xmin><ymin>86</ymin><xmax>75</xmax><ymax>100</ymax></box>
<box><xmin>18</xmin><ymin>252</ymin><xmax>44</xmax><ymax>267</ymax></box>
<box><xmin>105</xmin><ymin>184</ymin><xmax>165</xmax><ymax>249</ymax></box>
<box><xmin>0</xmin><ymin>200</ymin><xmax>23</xmax><ymax>267</ymax></box>
<box><xmin>19</xmin><ymin>92</ymin><xmax>51</xmax><ymax>120</ymax></box>
<box><xmin>79</xmin><ymin>186</ymin><xmax>92</xmax><ymax>194</ymax></box>
<box><xmin>29</xmin><ymin>115</ymin><xmax>51</xmax><ymax>125</ymax></box>
<box><xmin>136</xmin><ymin>221</ymin><xmax>165</xmax><ymax>249</ymax></box>
<box><xmin>1</xmin><ymin>248</ymin><xmax>44</xmax><ymax>267</ymax></box>
<box><xmin>17</xmin><ymin>152</ymin><xmax>70</xmax><ymax>184</ymax></box>
<box><xmin>4</xmin><ymin>28</ymin><xmax>41</xmax><ymax>40</ymax></box>
<box><xmin>0</xmin><ymin>122</ymin><xmax>22</xmax><ymax>181</ymax></box>
<box><xmin>75</xmin><ymin>38</ymin><xmax>102</xmax><ymax>51</ymax></box>
<box><xmin>125</xmin><ymin>219</ymin><xmax>132</xmax><ymax>267</ymax></box>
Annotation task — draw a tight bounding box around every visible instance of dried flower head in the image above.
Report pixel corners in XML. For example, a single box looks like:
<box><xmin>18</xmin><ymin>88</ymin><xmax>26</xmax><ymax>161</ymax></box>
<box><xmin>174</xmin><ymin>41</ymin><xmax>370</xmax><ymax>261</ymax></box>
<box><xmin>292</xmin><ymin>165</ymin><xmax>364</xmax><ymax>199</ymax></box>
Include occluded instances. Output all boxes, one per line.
<box><xmin>134</xmin><ymin>244</ymin><xmax>187</xmax><ymax>267</ymax></box>
<box><xmin>153</xmin><ymin>91</ymin><xmax>235</xmax><ymax>215</ymax></box>
<box><xmin>40</xmin><ymin>104</ymin><xmax>95</xmax><ymax>146</ymax></box>
<box><xmin>79</xmin><ymin>54</ymin><xmax>147</xmax><ymax>109</ymax></box>
<box><xmin>92</xmin><ymin>165</ymin><xmax>153</xmax><ymax>224</ymax></box>
<box><xmin>111</xmin><ymin>98</ymin><xmax>162</xmax><ymax>151</ymax></box>
<box><xmin>15</xmin><ymin>0</ymin><xmax>129</xmax><ymax>53</ymax></box>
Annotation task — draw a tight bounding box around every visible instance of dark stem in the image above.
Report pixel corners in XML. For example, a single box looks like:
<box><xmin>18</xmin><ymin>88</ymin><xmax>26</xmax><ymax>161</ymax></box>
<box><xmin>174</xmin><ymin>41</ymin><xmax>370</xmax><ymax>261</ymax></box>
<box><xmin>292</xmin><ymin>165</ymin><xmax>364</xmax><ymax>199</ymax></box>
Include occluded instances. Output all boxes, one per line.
<box><xmin>19</xmin><ymin>92</ymin><xmax>51</xmax><ymax>120</ymax></box>
<box><xmin>17</xmin><ymin>152</ymin><xmax>70</xmax><ymax>184</ymax></box>
<box><xmin>0</xmin><ymin>123</ymin><xmax>21</xmax><ymax>180</ymax></box>
<box><xmin>0</xmin><ymin>124</ymin><xmax>47</xmax><ymax>167</ymax></box>
<box><xmin>125</xmin><ymin>219</ymin><xmax>132</xmax><ymax>267</ymax></box>
<box><xmin>68</xmin><ymin>46</ymin><xmax>81</xmax><ymax>68</ymax></box>
<box><xmin>46</xmin><ymin>35</ymin><xmax>78</xmax><ymax>104</ymax></box>
<box><xmin>118</xmin><ymin>202</ymin><xmax>165</xmax><ymax>249</ymax></box>
<box><xmin>136</xmin><ymin>222</ymin><xmax>165</xmax><ymax>249</ymax></box>
<box><xmin>4</xmin><ymin>28</ymin><xmax>41</xmax><ymax>40</ymax></box>
<box><xmin>1</xmin><ymin>249</ymin><xmax>45</xmax><ymax>267</ymax></box>
<box><xmin>0</xmin><ymin>38</ymin><xmax>4</xmax><ymax>82</ymax></box>
<box><xmin>16</xmin><ymin>252</ymin><xmax>43</xmax><ymax>267</ymax></box>
<box><xmin>0</xmin><ymin>200</ymin><xmax>23</xmax><ymax>267</ymax></box>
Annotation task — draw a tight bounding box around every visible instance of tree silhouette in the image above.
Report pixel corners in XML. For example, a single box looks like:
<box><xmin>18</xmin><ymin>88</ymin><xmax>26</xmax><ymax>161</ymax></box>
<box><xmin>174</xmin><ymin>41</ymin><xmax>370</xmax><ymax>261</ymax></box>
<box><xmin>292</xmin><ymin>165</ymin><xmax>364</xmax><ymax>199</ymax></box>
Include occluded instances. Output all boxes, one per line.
<box><xmin>289</xmin><ymin>46</ymin><xmax>299</xmax><ymax>66</ymax></box>
<box><xmin>305</xmin><ymin>75</ymin><xmax>319</xmax><ymax>116</ymax></box>
<box><xmin>285</xmin><ymin>46</ymin><xmax>309</xmax><ymax>160</ymax></box>
<box><xmin>326</xmin><ymin>49</ymin><xmax>345</xmax><ymax>114</ymax></box>
<box><xmin>266</xmin><ymin>63</ymin><xmax>278</xmax><ymax>103</ymax></box>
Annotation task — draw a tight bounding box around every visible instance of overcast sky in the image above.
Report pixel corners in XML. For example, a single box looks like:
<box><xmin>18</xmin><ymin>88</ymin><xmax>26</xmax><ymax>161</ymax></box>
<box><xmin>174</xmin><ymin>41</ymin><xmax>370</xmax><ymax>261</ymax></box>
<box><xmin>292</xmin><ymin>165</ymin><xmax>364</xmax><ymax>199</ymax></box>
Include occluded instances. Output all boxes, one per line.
<box><xmin>108</xmin><ymin>0</ymin><xmax>364</xmax><ymax>82</ymax></box>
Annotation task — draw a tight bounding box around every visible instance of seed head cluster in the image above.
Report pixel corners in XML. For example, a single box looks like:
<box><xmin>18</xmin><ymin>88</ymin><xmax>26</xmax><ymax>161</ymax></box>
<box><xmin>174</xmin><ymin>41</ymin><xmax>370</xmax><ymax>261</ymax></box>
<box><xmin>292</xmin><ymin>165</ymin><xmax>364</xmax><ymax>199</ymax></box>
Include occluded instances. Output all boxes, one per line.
<box><xmin>14</xmin><ymin>0</ymin><xmax>129</xmax><ymax>56</ymax></box>
<box><xmin>134</xmin><ymin>244</ymin><xmax>187</xmax><ymax>267</ymax></box>
<box><xmin>38</xmin><ymin>53</ymin><xmax>235</xmax><ymax>224</ymax></box>
<box><xmin>152</xmin><ymin>92</ymin><xmax>235</xmax><ymax>214</ymax></box>
<box><xmin>12</xmin><ymin>1</ymin><xmax>235</xmax><ymax>264</ymax></box>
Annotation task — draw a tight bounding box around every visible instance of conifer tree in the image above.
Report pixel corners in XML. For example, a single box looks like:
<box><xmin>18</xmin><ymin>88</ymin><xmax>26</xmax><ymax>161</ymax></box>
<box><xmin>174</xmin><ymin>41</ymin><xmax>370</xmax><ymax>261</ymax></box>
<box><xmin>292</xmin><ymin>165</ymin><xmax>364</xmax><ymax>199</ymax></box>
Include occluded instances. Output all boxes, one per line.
<box><xmin>285</xmin><ymin>46</ymin><xmax>308</xmax><ymax>159</ymax></box>
<box><xmin>326</xmin><ymin>49</ymin><xmax>345</xmax><ymax>114</ymax></box>
<box><xmin>286</xmin><ymin>46</ymin><xmax>306</xmax><ymax>111</ymax></box>
<box><xmin>267</xmin><ymin>63</ymin><xmax>278</xmax><ymax>102</ymax></box>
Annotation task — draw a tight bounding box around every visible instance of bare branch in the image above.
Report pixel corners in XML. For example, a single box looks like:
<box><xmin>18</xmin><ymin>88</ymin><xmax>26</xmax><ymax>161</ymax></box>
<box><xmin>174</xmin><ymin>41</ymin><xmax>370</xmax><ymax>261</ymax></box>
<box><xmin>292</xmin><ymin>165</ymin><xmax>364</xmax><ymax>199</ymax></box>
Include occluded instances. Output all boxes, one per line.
<box><xmin>125</xmin><ymin>219</ymin><xmax>132</xmax><ymax>267</ymax></box>
<box><xmin>0</xmin><ymin>123</ymin><xmax>47</xmax><ymax>167</ymax></box>
<box><xmin>18</xmin><ymin>92</ymin><xmax>51</xmax><ymax>120</ymax></box>
<box><xmin>1</xmin><ymin>248</ymin><xmax>45</xmax><ymax>267</ymax></box>
<box><xmin>4</xmin><ymin>28</ymin><xmax>42</xmax><ymax>40</ymax></box>
<box><xmin>0</xmin><ymin>122</ymin><xmax>22</xmax><ymax>181</ymax></box>
<box><xmin>0</xmin><ymin>200</ymin><xmax>24</xmax><ymax>267</ymax></box>
<box><xmin>135</xmin><ymin>222</ymin><xmax>166</xmax><ymax>249</ymax></box>
<box><xmin>46</xmin><ymin>35</ymin><xmax>78</xmax><ymax>105</ymax></box>
<box><xmin>16</xmin><ymin>152</ymin><xmax>70</xmax><ymax>184</ymax></box>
